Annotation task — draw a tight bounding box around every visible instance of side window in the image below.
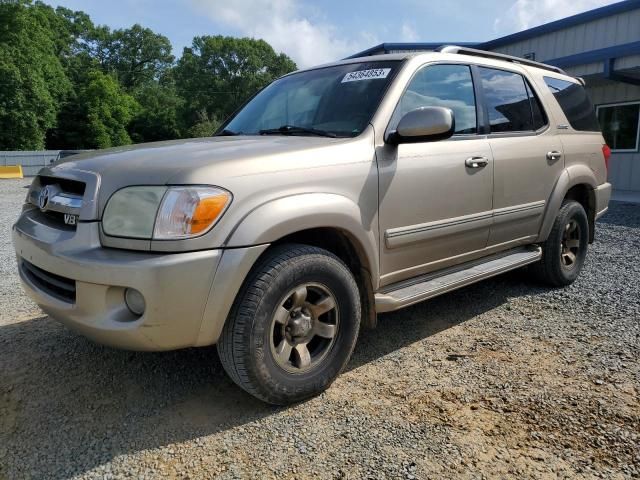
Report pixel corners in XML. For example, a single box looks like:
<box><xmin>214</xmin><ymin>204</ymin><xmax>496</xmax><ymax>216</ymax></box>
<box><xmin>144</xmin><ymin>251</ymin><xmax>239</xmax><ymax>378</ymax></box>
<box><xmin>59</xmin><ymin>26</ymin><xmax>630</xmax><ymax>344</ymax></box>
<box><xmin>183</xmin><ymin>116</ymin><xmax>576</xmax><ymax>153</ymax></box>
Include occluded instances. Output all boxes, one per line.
<box><xmin>394</xmin><ymin>64</ymin><xmax>477</xmax><ymax>134</ymax></box>
<box><xmin>543</xmin><ymin>77</ymin><xmax>600</xmax><ymax>131</ymax></box>
<box><xmin>479</xmin><ymin>67</ymin><xmax>535</xmax><ymax>132</ymax></box>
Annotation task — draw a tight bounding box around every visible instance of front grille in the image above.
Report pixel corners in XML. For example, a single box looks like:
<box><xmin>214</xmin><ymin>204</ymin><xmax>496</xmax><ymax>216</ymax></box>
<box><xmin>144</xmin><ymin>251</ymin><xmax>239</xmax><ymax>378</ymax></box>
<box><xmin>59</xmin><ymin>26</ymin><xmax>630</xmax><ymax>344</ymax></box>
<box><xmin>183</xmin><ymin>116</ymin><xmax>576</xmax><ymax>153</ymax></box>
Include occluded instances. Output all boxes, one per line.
<box><xmin>21</xmin><ymin>260</ymin><xmax>76</xmax><ymax>303</ymax></box>
<box><xmin>28</xmin><ymin>176</ymin><xmax>86</xmax><ymax>230</ymax></box>
<box><xmin>39</xmin><ymin>175</ymin><xmax>86</xmax><ymax>196</ymax></box>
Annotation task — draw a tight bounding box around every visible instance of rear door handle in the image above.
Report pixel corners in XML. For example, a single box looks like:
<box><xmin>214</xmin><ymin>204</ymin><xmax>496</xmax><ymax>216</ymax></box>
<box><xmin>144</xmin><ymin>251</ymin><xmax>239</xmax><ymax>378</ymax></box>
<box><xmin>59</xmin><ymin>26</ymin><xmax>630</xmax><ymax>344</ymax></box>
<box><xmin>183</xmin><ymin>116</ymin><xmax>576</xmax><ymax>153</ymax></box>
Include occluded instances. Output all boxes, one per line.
<box><xmin>546</xmin><ymin>151</ymin><xmax>562</xmax><ymax>161</ymax></box>
<box><xmin>465</xmin><ymin>156</ymin><xmax>489</xmax><ymax>168</ymax></box>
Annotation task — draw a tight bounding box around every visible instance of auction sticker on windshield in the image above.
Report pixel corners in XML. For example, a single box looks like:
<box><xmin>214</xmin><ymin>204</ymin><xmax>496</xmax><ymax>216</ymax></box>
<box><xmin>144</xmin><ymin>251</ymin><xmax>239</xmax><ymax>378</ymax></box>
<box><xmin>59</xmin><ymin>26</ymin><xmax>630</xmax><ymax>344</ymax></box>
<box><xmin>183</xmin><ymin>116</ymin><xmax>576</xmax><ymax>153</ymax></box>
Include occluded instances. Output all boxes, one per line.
<box><xmin>342</xmin><ymin>68</ymin><xmax>391</xmax><ymax>83</ymax></box>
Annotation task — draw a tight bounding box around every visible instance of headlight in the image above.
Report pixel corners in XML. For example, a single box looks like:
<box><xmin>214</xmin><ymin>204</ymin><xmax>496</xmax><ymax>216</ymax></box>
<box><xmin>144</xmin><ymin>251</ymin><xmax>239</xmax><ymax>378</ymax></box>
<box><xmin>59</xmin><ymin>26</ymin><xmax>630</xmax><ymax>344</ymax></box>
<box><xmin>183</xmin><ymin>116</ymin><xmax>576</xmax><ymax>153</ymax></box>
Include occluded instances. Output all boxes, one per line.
<box><xmin>103</xmin><ymin>186</ymin><xmax>167</xmax><ymax>238</ymax></box>
<box><xmin>153</xmin><ymin>187</ymin><xmax>231</xmax><ymax>239</ymax></box>
<box><xmin>102</xmin><ymin>186</ymin><xmax>231</xmax><ymax>240</ymax></box>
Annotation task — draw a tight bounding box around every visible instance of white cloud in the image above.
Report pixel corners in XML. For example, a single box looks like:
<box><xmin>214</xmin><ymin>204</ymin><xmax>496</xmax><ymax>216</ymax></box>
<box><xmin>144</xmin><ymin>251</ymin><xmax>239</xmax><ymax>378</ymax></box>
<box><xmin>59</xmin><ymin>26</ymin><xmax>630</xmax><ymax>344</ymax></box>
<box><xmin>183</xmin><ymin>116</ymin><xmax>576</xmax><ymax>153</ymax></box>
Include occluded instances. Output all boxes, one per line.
<box><xmin>400</xmin><ymin>22</ymin><xmax>419</xmax><ymax>42</ymax></box>
<box><xmin>494</xmin><ymin>0</ymin><xmax>614</xmax><ymax>33</ymax></box>
<box><xmin>189</xmin><ymin>0</ymin><xmax>373</xmax><ymax>68</ymax></box>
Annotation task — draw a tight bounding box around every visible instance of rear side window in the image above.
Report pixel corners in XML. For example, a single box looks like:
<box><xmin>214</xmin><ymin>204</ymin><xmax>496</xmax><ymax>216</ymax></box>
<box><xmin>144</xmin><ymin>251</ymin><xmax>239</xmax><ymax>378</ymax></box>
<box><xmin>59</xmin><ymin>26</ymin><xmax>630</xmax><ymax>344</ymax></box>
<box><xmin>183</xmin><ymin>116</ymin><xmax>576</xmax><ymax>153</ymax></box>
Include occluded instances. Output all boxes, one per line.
<box><xmin>543</xmin><ymin>77</ymin><xmax>600</xmax><ymax>131</ymax></box>
<box><xmin>479</xmin><ymin>67</ymin><xmax>543</xmax><ymax>133</ymax></box>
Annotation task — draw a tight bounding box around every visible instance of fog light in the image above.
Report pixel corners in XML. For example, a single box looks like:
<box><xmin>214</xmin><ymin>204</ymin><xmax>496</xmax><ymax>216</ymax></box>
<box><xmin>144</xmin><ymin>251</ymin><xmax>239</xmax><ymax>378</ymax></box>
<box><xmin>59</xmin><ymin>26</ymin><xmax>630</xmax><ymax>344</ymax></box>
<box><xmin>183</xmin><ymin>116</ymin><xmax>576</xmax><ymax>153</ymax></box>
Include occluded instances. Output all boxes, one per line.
<box><xmin>124</xmin><ymin>288</ymin><xmax>145</xmax><ymax>316</ymax></box>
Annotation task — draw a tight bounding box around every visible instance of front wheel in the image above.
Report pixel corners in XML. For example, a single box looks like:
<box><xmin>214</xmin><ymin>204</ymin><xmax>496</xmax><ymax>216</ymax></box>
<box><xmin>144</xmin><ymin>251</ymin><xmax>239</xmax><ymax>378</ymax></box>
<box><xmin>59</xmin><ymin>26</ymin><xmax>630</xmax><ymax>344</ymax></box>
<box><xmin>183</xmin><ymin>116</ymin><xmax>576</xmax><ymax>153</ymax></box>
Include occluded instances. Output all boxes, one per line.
<box><xmin>217</xmin><ymin>244</ymin><xmax>361</xmax><ymax>405</ymax></box>
<box><xmin>532</xmin><ymin>200</ymin><xmax>589</xmax><ymax>287</ymax></box>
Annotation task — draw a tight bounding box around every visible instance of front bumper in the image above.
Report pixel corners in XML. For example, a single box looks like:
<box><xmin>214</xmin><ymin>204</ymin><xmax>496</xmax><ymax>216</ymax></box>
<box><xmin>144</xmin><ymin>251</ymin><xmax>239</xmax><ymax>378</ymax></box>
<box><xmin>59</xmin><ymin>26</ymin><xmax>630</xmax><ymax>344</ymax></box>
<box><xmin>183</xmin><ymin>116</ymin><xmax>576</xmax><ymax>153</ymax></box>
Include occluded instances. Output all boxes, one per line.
<box><xmin>12</xmin><ymin>211</ymin><xmax>267</xmax><ymax>351</ymax></box>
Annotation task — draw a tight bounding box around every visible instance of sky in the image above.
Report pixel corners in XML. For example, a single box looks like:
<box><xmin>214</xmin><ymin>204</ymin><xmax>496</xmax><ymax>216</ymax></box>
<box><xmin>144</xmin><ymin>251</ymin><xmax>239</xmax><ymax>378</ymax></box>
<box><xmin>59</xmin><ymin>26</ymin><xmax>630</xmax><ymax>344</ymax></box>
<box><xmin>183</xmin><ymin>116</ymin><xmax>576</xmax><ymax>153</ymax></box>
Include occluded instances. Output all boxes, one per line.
<box><xmin>44</xmin><ymin>0</ymin><xmax>617</xmax><ymax>68</ymax></box>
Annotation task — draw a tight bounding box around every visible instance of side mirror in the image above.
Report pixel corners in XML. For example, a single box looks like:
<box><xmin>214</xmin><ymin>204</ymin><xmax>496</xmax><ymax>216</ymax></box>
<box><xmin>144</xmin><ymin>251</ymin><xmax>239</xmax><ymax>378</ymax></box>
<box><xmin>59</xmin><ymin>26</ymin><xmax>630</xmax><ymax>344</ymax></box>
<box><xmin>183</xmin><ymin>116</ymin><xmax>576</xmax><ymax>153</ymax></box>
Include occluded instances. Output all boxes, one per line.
<box><xmin>386</xmin><ymin>106</ymin><xmax>455</xmax><ymax>144</ymax></box>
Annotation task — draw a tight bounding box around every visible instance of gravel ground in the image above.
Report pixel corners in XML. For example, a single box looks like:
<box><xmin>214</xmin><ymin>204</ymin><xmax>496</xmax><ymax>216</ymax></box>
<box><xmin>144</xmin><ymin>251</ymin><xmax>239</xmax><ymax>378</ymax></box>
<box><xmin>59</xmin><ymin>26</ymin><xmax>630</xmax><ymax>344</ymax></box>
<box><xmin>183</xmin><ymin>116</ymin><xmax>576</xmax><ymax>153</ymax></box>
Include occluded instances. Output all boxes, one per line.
<box><xmin>0</xmin><ymin>178</ymin><xmax>638</xmax><ymax>479</ymax></box>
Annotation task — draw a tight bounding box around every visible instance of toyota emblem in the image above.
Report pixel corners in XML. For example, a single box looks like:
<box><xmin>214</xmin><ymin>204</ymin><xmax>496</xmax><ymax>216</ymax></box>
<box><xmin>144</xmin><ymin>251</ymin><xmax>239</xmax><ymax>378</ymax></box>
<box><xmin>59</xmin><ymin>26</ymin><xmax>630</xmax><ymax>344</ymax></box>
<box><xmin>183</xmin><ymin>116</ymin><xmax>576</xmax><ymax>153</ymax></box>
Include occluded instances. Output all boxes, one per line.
<box><xmin>38</xmin><ymin>186</ymin><xmax>52</xmax><ymax>211</ymax></box>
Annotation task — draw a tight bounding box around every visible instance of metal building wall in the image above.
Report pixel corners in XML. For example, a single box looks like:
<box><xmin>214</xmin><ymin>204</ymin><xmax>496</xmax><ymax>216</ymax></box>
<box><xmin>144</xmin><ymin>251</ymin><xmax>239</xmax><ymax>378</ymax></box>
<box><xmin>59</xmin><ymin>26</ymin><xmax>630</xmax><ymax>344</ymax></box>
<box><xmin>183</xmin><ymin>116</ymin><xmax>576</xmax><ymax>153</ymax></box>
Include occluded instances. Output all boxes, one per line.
<box><xmin>587</xmin><ymin>83</ymin><xmax>640</xmax><ymax>194</ymax></box>
<box><xmin>488</xmin><ymin>9</ymin><xmax>640</xmax><ymax>67</ymax></box>
<box><xmin>0</xmin><ymin>151</ymin><xmax>60</xmax><ymax>177</ymax></box>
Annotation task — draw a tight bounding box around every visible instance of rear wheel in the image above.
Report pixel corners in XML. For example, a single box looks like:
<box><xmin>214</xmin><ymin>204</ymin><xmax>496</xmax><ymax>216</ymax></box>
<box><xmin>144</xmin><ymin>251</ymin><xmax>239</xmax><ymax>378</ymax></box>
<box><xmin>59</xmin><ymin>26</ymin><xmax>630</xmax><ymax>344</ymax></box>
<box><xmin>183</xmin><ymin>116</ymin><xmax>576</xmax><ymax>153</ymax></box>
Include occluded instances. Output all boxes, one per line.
<box><xmin>532</xmin><ymin>200</ymin><xmax>589</xmax><ymax>287</ymax></box>
<box><xmin>217</xmin><ymin>244</ymin><xmax>361</xmax><ymax>405</ymax></box>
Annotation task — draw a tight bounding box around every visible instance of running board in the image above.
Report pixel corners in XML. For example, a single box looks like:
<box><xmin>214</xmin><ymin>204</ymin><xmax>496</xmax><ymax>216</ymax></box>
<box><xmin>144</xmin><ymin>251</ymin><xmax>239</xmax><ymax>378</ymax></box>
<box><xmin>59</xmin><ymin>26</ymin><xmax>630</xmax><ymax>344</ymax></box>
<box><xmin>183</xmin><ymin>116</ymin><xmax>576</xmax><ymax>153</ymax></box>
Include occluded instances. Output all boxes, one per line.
<box><xmin>375</xmin><ymin>246</ymin><xmax>542</xmax><ymax>313</ymax></box>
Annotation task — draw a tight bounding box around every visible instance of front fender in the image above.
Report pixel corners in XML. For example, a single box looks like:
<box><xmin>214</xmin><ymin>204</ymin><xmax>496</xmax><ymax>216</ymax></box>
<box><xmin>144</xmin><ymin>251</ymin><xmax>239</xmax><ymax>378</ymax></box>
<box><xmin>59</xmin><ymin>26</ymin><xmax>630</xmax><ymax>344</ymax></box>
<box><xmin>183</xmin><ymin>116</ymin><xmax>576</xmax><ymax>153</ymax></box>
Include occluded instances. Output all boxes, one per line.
<box><xmin>195</xmin><ymin>193</ymin><xmax>379</xmax><ymax>346</ymax></box>
<box><xmin>537</xmin><ymin>165</ymin><xmax>598</xmax><ymax>242</ymax></box>
<box><xmin>225</xmin><ymin>193</ymin><xmax>380</xmax><ymax>282</ymax></box>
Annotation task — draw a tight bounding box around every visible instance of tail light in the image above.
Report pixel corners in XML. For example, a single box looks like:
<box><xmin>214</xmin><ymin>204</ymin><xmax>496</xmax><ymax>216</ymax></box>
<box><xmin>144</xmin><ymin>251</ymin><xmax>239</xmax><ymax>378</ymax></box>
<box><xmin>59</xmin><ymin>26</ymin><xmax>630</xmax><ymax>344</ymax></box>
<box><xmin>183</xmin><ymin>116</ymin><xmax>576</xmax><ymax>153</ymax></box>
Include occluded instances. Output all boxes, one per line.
<box><xmin>602</xmin><ymin>144</ymin><xmax>611</xmax><ymax>172</ymax></box>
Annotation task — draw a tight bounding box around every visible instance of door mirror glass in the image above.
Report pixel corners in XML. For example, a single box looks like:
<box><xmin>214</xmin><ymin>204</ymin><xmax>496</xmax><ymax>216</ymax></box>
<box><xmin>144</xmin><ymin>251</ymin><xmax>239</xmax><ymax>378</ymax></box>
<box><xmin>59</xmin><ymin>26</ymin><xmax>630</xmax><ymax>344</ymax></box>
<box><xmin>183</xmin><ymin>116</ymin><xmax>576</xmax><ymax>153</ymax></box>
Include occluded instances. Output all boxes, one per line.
<box><xmin>387</xmin><ymin>106</ymin><xmax>455</xmax><ymax>144</ymax></box>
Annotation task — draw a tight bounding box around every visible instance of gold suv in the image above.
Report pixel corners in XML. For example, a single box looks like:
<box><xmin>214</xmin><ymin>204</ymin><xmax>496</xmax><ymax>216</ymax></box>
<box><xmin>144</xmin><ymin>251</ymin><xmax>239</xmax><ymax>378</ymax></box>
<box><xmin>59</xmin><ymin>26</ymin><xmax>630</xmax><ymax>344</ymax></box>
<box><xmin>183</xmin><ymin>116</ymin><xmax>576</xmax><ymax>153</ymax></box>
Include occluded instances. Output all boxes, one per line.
<box><xmin>13</xmin><ymin>46</ymin><xmax>611</xmax><ymax>404</ymax></box>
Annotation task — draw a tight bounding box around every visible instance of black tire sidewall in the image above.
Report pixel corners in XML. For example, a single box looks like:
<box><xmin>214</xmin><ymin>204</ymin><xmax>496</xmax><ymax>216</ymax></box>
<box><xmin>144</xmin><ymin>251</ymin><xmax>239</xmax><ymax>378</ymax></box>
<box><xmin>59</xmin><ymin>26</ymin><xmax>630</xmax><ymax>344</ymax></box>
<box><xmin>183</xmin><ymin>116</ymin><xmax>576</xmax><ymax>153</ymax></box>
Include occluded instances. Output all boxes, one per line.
<box><xmin>247</xmin><ymin>250</ymin><xmax>360</xmax><ymax>402</ymax></box>
<box><xmin>549</xmin><ymin>201</ymin><xmax>589</xmax><ymax>284</ymax></box>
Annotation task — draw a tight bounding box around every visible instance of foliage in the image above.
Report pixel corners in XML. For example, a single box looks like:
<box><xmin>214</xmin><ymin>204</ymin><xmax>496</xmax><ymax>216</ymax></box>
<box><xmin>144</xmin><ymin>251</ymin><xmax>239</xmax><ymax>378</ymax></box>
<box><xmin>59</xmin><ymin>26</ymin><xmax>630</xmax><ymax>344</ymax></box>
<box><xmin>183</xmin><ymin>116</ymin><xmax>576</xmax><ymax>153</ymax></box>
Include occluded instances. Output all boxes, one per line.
<box><xmin>0</xmin><ymin>2</ymin><xmax>297</xmax><ymax>150</ymax></box>
<box><xmin>0</xmin><ymin>0</ymin><xmax>70</xmax><ymax>149</ymax></box>
<box><xmin>185</xmin><ymin>110</ymin><xmax>221</xmax><ymax>139</ymax></box>
<box><xmin>129</xmin><ymin>82</ymin><xmax>183</xmax><ymax>142</ymax></box>
<box><xmin>80</xmin><ymin>70</ymin><xmax>139</xmax><ymax>149</ymax></box>
<box><xmin>175</xmin><ymin>36</ymin><xmax>297</xmax><ymax>128</ymax></box>
<box><xmin>92</xmin><ymin>24</ymin><xmax>174</xmax><ymax>90</ymax></box>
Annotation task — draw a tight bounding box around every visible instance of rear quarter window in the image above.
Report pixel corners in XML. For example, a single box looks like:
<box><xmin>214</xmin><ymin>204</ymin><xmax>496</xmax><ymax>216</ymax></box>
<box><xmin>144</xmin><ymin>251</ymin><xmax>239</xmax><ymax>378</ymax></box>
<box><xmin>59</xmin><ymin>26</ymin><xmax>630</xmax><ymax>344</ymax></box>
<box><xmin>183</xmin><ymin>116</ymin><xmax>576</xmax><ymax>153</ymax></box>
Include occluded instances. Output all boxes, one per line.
<box><xmin>543</xmin><ymin>77</ymin><xmax>600</xmax><ymax>131</ymax></box>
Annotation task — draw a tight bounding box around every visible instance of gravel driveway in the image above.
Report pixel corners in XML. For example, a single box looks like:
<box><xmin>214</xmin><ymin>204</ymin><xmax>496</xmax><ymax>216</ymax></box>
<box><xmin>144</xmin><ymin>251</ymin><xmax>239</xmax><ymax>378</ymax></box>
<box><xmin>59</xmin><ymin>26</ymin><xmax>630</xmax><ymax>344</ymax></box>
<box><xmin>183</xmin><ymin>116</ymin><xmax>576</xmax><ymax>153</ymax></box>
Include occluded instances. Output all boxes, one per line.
<box><xmin>0</xmin><ymin>178</ymin><xmax>638</xmax><ymax>479</ymax></box>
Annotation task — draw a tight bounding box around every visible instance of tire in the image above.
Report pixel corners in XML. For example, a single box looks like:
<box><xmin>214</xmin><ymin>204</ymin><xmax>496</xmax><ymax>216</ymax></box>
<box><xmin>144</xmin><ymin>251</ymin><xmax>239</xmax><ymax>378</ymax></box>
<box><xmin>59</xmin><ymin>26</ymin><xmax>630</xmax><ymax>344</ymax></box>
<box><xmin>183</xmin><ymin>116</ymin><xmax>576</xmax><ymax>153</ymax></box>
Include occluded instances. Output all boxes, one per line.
<box><xmin>532</xmin><ymin>200</ymin><xmax>589</xmax><ymax>287</ymax></box>
<box><xmin>217</xmin><ymin>244</ymin><xmax>361</xmax><ymax>405</ymax></box>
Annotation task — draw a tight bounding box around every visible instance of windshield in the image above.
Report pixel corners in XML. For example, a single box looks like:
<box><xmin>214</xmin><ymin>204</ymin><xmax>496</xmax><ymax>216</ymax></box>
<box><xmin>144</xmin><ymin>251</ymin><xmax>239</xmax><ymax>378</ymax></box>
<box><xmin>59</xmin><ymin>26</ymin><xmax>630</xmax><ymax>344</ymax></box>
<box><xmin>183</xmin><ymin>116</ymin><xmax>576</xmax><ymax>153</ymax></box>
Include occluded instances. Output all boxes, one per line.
<box><xmin>220</xmin><ymin>61</ymin><xmax>401</xmax><ymax>138</ymax></box>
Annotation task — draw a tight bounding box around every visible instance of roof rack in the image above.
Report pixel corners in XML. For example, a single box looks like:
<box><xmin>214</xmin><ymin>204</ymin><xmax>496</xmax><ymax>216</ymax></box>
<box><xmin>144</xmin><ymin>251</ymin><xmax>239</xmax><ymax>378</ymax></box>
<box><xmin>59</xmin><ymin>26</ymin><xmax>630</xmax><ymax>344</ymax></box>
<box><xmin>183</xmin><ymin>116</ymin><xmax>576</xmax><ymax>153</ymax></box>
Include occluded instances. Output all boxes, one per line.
<box><xmin>436</xmin><ymin>45</ymin><xmax>567</xmax><ymax>75</ymax></box>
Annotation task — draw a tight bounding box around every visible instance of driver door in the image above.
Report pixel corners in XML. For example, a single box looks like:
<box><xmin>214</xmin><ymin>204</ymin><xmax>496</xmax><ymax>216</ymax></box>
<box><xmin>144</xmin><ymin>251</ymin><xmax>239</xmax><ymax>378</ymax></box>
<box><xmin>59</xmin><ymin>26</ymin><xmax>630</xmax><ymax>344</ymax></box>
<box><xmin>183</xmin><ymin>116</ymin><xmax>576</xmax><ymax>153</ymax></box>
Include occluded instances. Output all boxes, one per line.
<box><xmin>377</xmin><ymin>63</ymin><xmax>494</xmax><ymax>286</ymax></box>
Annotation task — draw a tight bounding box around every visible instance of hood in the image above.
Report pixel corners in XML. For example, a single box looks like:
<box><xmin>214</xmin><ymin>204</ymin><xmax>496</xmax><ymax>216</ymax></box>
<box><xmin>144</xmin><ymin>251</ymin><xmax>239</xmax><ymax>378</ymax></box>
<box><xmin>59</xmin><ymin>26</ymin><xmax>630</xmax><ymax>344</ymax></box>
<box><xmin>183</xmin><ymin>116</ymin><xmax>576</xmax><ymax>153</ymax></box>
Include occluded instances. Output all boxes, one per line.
<box><xmin>45</xmin><ymin>134</ymin><xmax>366</xmax><ymax>220</ymax></box>
<box><xmin>53</xmin><ymin>136</ymin><xmax>347</xmax><ymax>185</ymax></box>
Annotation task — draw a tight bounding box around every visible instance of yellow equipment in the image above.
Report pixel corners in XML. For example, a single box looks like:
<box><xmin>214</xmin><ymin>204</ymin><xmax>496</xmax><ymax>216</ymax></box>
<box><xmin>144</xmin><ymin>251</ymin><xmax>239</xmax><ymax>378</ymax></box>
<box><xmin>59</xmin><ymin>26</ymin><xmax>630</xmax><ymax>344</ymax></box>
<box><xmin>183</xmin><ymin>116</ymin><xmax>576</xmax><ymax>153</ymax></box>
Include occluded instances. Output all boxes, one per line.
<box><xmin>0</xmin><ymin>165</ymin><xmax>23</xmax><ymax>179</ymax></box>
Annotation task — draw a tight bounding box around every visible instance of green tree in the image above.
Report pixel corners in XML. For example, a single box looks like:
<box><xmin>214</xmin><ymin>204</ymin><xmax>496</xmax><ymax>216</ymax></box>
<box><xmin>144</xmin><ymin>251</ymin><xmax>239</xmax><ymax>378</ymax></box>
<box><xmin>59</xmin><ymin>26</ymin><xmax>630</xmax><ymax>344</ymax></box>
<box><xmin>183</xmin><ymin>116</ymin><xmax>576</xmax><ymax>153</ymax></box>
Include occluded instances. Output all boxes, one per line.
<box><xmin>129</xmin><ymin>82</ymin><xmax>184</xmax><ymax>142</ymax></box>
<box><xmin>82</xmin><ymin>70</ymin><xmax>139</xmax><ymax>148</ymax></box>
<box><xmin>1</xmin><ymin>3</ymin><xmax>297</xmax><ymax>149</ymax></box>
<box><xmin>185</xmin><ymin>109</ymin><xmax>220</xmax><ymax>138</ymax></box>
<box><xmin>94</xmin><ymin>24</ymin><xmax>174</xmax><ymax>90</ymax></box>
<box><xmin>174</xmin><ymin>36</ymin><xmax>296</xmax><ymax>132</ymax></box>
<box><xmin>47</xmin><ymin>16</ymin><xmax>176</xmax><ymax>147</ymax></box>
<box><xmin>0</xmin><ymin>0</ymin><xmax>71</xmax><ymax>149</ymax></box>
<box><xmin>32</xmin><ymin>2</ymin><xmax>95</xmax><ymax>59</ymax></box>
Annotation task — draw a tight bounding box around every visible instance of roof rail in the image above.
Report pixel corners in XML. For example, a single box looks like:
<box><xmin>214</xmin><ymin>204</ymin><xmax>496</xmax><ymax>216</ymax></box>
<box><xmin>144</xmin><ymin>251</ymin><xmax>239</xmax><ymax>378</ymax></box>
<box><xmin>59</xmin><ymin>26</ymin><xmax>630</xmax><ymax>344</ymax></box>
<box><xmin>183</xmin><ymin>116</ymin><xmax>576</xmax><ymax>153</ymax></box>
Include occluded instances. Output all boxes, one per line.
<box><xmin>436</xmin><ymin>45</ymin><xmax>567</xmax><ymax>75</ymax></box>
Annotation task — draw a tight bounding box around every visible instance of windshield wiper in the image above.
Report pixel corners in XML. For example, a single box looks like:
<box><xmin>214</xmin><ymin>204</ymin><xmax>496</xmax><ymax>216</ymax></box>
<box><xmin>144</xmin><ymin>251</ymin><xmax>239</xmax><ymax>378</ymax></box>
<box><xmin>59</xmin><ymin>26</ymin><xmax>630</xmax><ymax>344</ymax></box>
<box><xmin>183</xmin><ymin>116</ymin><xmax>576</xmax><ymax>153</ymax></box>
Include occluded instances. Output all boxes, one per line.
<box><xmin>216</xmin><ymin>128</ymin><xmax>240</xmax><ymax>136</ymax></box>
<box><xmin>259</xmin><ymin>125</ymin><xmax>337</xmax><ymax>138</ymax></box>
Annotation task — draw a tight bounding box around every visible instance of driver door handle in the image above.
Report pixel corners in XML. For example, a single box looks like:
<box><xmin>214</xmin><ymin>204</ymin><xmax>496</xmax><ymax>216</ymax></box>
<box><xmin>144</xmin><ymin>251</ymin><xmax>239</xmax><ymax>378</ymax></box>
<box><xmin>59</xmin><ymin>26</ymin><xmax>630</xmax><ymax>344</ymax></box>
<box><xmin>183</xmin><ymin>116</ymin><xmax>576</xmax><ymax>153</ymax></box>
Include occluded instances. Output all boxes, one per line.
<box><xmin>547</xmin><ymin>151</ymin><xmax>562</xmax><ymax>161</ymax></box>
<box><xmin>465</xmin><ymin>156</ymin><xmax>489</xmax><ymax>168</ymax></box>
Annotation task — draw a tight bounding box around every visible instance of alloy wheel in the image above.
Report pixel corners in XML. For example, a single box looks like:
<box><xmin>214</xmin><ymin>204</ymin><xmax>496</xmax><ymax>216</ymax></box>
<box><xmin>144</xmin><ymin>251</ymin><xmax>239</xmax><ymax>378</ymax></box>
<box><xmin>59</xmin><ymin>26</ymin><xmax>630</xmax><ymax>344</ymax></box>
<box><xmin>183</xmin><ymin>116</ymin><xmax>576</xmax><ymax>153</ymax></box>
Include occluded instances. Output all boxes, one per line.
<box><xmin>560</xmin><ymin>219</ymin><xmax>581</xmax><ymax>268</ymax></box>
<box><xmin>269</xmin><ymin>283</ymin><xmax>339</xmax><ymax>374</ymax></box>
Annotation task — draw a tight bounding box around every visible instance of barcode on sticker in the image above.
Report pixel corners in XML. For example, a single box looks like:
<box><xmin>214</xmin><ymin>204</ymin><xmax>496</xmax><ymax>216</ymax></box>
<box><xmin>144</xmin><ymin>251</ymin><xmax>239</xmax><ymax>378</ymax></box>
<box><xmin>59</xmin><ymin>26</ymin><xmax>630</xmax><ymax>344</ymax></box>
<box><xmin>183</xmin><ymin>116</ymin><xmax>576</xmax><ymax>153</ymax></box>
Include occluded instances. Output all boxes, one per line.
<box><xmin>341</xmin><ymin>68</ymin><xmax>391</xmax><ymax>83</ymax></box>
